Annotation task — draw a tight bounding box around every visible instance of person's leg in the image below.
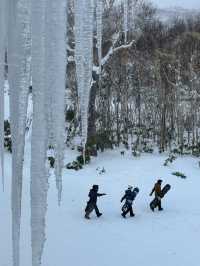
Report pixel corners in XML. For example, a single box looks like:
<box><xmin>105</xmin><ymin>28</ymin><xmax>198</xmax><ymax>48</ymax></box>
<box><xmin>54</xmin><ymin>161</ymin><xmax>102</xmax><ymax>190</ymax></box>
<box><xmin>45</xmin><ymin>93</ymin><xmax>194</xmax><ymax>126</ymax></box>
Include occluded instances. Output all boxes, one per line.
<box><xmin>122</xmin><ymin>205</ymin><xmax>131</xmax><ymax>218</ymax></box>
<box><xmin>94</xmin><ymin>205</ymin><xmax>102</xmax><ymax>217</ymax></box>
<box><xmin>85</xmin><ymin>203</ymin><xmax>94</xmax><ymax>219</ymax></box>
<box><xmin>158</xmin><ymin>200</ymin><xmax>163</xmax><ymax>211</ymax></box>
<box><xmin>129</xmin><ymin>206</ymin><xmax>135</xmax><ymax>217</ymax></box>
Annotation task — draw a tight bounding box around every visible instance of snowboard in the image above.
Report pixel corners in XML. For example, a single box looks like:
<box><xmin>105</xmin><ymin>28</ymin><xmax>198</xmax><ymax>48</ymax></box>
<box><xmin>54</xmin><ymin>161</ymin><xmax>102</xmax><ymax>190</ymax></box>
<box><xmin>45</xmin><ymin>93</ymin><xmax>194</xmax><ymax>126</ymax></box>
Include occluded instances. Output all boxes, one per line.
<box><xmin>150</xmin><ymin>184</ymin><xmax>171</xmax><ymax>210</ymax></box>
<box><xmin>121</xmin><ymin>203</ymin><xmax>129</xmax><ymax>213</ymax></box>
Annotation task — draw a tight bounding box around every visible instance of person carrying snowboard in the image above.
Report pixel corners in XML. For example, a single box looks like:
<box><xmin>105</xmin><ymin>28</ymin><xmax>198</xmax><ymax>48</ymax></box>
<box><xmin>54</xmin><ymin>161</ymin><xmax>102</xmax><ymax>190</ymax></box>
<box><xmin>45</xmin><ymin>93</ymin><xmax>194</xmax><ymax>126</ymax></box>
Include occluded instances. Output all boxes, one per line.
<box><xmin>121</xmin><ymin>186</ymin><xmax>139</xmax><ymax>218</ymax></box>
<box><xmin>149</xmin><ymin>179</ymin><xmax>163</xmax><ymax>211</ymax></box>
<box><xmin>85</xmin><ymin>185</ymin><xmax>106</xmax><ymax>219</ymax></box>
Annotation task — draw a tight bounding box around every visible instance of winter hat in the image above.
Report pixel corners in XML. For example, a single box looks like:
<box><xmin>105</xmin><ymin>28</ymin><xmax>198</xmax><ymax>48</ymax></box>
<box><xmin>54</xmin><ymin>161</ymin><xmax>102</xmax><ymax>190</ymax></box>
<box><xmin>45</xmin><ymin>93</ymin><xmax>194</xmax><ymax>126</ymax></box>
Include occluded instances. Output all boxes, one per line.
<box><xmin>93</xmin><ymin>184</ymin><xmax>99</xmax><ymax>190</ymax></box>
<box><xmin>128</xmin><ymin>185</ymin><xmax>133</xmax><ymax>190</ymax></box>
<box><xmin>157</xmin><ymin>179</ymin><xmax>162</xmax><ymax>184</ymax></box>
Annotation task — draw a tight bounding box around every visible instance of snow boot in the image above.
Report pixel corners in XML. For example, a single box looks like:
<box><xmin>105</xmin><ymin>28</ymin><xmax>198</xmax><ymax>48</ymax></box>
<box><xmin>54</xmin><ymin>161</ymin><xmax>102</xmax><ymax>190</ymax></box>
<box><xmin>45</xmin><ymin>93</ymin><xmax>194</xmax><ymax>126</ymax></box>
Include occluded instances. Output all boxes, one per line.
<box><xmin>121</xmin><ymin>213</ymin><xmax>126</xmax><ymax>218</ymax></box>
<box><xmin>85</xmin><ymin>214</ymin><xmax>90</xmax><ymax>219</ymax></box>
<box><xmin>158</xmin><ymin>208</ymin><xmax>163</xmax><ymax>211</ymax></box>
<box><xmin>97</xmin><ymin>213</ymin><xmax>102</xmax><ymax>217</ymax></box>
<box><xmin>130</xmin><ymin>213</ymin><xmax>135</xmax><ymax>217</ymax></box>
<box><xmin>150</xmin><ymin>206</ymin><xmax>154</xmax><ymax>212</ymax></box>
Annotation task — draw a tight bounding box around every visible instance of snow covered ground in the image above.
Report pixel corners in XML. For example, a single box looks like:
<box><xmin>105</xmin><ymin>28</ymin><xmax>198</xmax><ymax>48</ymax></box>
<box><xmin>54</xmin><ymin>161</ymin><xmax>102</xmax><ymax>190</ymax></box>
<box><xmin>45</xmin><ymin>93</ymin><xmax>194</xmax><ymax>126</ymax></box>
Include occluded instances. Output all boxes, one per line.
<box><xmin>1</xmin><ymin>148</ymin><xmax>200</xmax><ymax>266</ymax></box>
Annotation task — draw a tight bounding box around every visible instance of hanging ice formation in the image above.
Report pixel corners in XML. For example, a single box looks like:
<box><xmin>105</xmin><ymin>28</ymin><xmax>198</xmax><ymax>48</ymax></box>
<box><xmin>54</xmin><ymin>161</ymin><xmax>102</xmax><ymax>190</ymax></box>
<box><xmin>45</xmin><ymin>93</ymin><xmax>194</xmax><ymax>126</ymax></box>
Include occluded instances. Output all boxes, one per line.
<box><xmin>31</xmin><ymin>0</ymin><xmax>67</xmax><ymax>264</ymax></box>
<box><xmin>7</xmin><ymin>0</ymin><xmax>31</xmax><ymax>265</ymax></box>
<box><xmin>75</xmin><ymin>0</ymin><xmax>94</xmax><ymax>149</ymax></box>
<box><xmin>30</xmin><ymin>0</ymin><xmax>49</xmax><ymax>265</ymax></box>
<box><xmin>45</xmin><ymin>0</ymin><xmax>67</xmax><ymax>204</ymax></box>
<box><xmin>96</xmin><ymin>0</ymin><xmax>103</xmax><ymax>76</ymax></box>
<box><xmin>124</xmin><ymin>0</ymin><xmax>128</xmax><ymax>43</ymax></box>
<box><xmin>0</xmin><ymin>0</ymin><xmax>6</xmax><ymax>191</ymax></box>
<box><xmin>3</xmin><ymin>0</ymin><xmax>89</xmax><ymax>264</ymax></box>
<box><xmin>51</xmin><ymin>0</ymin><xmax>67</xmax><ymax>204</ymax></box>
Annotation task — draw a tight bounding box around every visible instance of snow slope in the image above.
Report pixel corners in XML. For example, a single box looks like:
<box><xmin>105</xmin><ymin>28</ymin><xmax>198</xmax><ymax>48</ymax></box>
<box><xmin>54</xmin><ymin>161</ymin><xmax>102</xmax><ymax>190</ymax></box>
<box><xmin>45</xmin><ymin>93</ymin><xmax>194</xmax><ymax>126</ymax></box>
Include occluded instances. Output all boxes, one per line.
<box><xmin>1</xmin><ymin>148</ymin><xmax>200</xmax><ymax>266</ymax></box>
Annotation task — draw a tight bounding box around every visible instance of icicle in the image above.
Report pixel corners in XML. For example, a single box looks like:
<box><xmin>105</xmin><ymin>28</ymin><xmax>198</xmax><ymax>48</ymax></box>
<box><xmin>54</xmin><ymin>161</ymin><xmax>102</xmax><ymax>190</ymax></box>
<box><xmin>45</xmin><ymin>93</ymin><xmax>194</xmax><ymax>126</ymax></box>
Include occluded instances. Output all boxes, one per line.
<box><xmin>0</xmin><ymin>0</ymin><xmax>6</xmax><ymax>191</ymax></box>
<box><xmin>45</xmin><ymin>0</ymin><xmax>55</xmax><ymax>147</ymax></box>
<box><xmin>7</xmin><ymin>2</ymin><xmax>20</xmax><ymax>266</ymax></box>
<box><xmin>96</xmin><ymin>0</ymin><xmax>103</xmax><ymax>76</ymax></box>
<box><xmin>124</xmin><ymin>0</ymin><xmax>128</xmax><ymax>43</ymax></box>
<box><xmin>7</xmin><ymin>0</ymin><xmax>31</xmax><ymax>265</ymax></box>
<box><xmin>75</xmin><ymin>0</ymin><xmax>94</xmax><ymax>150</ymax></box>
<box><xmin>30</xmin><ymin>0</ymin><xmax>48</xmax><ymax>265</ymax></box>
<box><xmin>52</xmin><ymin>0</ymin><xmax>67</xmax><ymax>204</ymax></box>
<box><xmin>45</xmin><ymin>0</ymin><xmax>67</xmax><ymax>204</ymax></box>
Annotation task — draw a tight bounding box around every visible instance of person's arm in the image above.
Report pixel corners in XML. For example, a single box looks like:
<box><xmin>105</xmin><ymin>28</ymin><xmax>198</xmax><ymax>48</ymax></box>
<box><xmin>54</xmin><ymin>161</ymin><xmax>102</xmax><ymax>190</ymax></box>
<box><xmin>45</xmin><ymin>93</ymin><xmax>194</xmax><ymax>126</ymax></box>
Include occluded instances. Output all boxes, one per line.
<box><xmin>149</xmin><ymin>186</ymin><xmax>155</xmax><ymax>196</ymax></box>
<box><xmin>97</xmin><ymin>193</ymin><xmax>106</xmax><ymax>197</ymax></box>
<box><xmin>121</xmin><ymin>194</ymin><xmax>126</xmax><ymax>202</ymax></box>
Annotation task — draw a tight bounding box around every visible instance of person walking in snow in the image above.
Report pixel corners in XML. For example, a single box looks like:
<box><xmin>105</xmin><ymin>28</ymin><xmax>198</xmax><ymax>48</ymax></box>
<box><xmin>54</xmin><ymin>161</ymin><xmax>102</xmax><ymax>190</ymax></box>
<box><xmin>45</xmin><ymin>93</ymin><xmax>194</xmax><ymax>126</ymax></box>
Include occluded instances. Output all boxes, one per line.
<box><xmin>149</xmin><ymin>179</ymin><xmax>163</xmax><ymax>211</ymax></box>
<box><xmin>121</xmin><ymin>186</ymin><xmax>139</xmax><ymax>218</ymax></box>
<box><xmin>85</xmin><ymin>185</ymin><xmax>106</xmax><ymax>219</ymax></box>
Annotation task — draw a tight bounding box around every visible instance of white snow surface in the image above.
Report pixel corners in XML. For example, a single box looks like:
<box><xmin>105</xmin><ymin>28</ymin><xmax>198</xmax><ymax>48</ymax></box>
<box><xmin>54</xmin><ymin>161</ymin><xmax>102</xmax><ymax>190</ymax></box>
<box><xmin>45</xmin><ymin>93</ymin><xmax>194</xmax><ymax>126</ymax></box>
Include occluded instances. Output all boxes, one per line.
<box><xmin>1</xmin><ymin>148</ymin><xmax>200</xmax><ymax>266</ymax></box>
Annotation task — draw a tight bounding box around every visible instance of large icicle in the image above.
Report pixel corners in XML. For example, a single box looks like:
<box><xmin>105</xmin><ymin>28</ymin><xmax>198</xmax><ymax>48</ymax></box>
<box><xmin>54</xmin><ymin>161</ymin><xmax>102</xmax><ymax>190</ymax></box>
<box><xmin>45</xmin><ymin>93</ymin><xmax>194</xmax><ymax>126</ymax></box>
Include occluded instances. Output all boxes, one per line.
<box><xmin>52</xmin><ymin>0</ymin><xmax>67</xmax><ymax>204</ymax></box>
<box><xmin>0</xmin><ymin>0</ymin><xmax>6</xmax><ymax>191</ymax></box>
<box><xmin>124</xmin><ymin>0</ymin><xmax>128</xmax><ymax>43</ymax></box>
<box><xmin>45</xmin><ymin>0</ymin><xmax>67</xmax><ymax>204</ymax></box>
<box><xmin>75</xmin><ymin>0</ymin><xmax>94</xmax><ymax>149</ymax></box>
<box><xmin>31</xmin><ymin>0</ymin><xmax>48</xmax><ymax>265</ymax></box>
<box><xmin>7</xmin><ymin>0</ymin><xmax>31</xmax><ymax>265</ymax></box>
<box><xmin>45</xmin><ymin>0</ymin><xmax>55</xmax><ymax>147</ymax></box>
<box><xmin>96</xmin><ymin>0</ymin><xmax>103</xmax><ymax>75</ymax></box>
<box><xmin>7</xmin><ymin>3</ymin><xmax>20</xmax><ymax>265</ymax></box>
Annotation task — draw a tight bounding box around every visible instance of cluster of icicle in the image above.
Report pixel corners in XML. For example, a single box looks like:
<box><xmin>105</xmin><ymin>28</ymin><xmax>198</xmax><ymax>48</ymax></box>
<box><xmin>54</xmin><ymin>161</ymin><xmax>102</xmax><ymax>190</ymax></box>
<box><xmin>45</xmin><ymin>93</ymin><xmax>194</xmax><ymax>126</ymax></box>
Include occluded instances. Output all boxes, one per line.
<box><xmin>0</xmin><ymin>0</ymin><xmax>105</xmax><ymax>265</ymax></box>
<box><xmin>0</xmin><ymin>0</ymin><xmax>67</xmax><ymax>266</ymax></box>
<box><xmin>31</xmin><ymin>1</ymin><xmax>67</xmax><ymax>266</ymax></box>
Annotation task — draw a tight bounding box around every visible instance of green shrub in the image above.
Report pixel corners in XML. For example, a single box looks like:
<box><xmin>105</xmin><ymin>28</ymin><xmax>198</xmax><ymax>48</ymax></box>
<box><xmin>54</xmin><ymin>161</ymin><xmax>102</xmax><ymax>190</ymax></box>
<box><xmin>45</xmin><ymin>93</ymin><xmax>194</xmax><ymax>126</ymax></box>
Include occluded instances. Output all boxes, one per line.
<box><xmin>48</xmin><ymin>157</ymin><xmax>55</xmax><ymax>168</ymax></box>
<box><xmin>76</xmin><ymin>154</ymin><xmax>90</xmax><ymax>165</ymax></box>
<box><xmin>164</xmin><ymin>154</ymin><xmax>177</xmax><ymax>166</ymax></box>
<box><xmin>66</xmin><ymin>161</ymin><xmax>82</xmax><ymax>171</ymax></box>
<box><xmin>172</xmin><ymin>171</ymin><xmax>186</xmax><ymax>179</ymax></box>
<box><xmin>65</xmin><ymin>109</ymin><xmax>75</xmax><ymax>122</ymax></box>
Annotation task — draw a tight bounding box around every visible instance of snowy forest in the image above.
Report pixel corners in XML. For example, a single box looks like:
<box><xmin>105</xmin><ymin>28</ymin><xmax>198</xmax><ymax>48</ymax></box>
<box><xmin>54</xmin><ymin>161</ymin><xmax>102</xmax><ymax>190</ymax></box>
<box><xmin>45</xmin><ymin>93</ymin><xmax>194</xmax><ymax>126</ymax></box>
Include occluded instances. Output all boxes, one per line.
<box><xmin>66</xmin><ymin>1</ymin><xmax>200</xmax><ymax>155</ymax></box>
<box><xmin>1</xmin><ymin>0</ymin><xmax>200</xmax><ymax>266</ymax></box>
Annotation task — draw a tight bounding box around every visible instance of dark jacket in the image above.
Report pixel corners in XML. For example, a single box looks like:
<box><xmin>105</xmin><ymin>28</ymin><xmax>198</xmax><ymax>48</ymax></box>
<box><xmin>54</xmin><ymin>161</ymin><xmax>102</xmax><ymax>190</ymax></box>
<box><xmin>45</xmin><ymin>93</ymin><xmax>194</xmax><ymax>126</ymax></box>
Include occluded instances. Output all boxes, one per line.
<box><xmin>121</xmin><ymin>189</ymin><xmax>137</xmax><ymax>205</ymax></box>
<box><xmin>88</xmin><ymin>189</ymin><xmax>105</xmax><ymax>204</ymax></box>
<box><xmin>150</xmin><ymin>182</ymin><xmax>162</xmax><ymax>198</ymax></box>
